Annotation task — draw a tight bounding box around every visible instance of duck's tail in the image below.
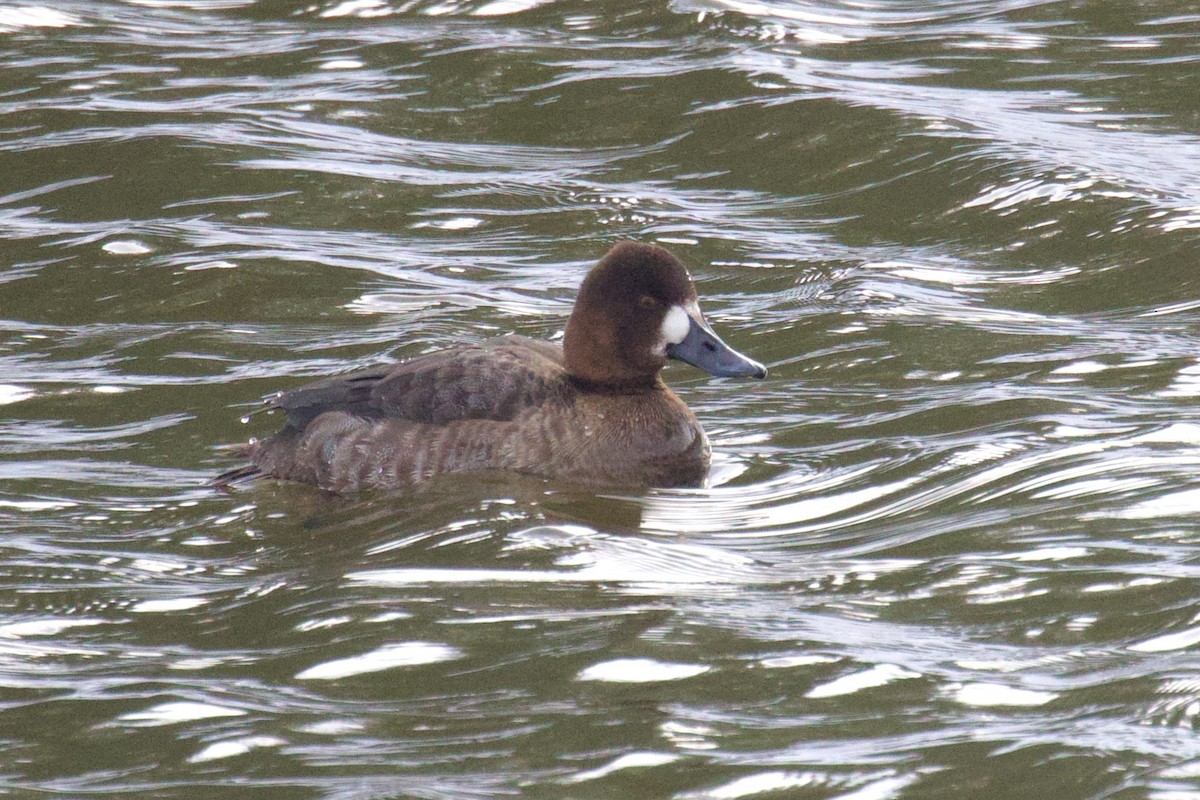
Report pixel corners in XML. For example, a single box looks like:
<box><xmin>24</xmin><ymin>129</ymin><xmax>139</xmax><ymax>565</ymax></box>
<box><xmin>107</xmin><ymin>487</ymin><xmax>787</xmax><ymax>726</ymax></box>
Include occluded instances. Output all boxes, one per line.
<box><xmin>211</xmin><ymin>463</ymin><xmax>262</xmax><ymax>489</ymax></box>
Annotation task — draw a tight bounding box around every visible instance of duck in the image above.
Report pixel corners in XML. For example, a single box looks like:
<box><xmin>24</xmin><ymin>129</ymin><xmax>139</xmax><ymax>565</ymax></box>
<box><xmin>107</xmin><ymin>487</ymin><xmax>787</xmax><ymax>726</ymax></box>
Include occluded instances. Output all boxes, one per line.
<box><xmin>217</xmin><ymin>242</ymin><xmax>766</xmax><ymax>492</ymax></box>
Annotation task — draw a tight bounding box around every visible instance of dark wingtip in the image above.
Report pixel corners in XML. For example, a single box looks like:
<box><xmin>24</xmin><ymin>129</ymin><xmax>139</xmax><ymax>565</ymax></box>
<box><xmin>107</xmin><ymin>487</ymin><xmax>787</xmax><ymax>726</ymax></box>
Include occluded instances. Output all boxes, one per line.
<box><xmin>211</xmin><ymin>464</ymin><xmax>262</xmax><ymax>489</ymax></box>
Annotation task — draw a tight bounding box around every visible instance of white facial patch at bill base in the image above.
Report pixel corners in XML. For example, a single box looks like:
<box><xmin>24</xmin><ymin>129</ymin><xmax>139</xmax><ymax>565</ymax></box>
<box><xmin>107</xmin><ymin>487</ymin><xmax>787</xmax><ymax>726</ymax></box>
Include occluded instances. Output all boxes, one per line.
<box><xmin>656</xmin><ymin>302</ymin><xmax>697</xmax><ymax>354</ymax></box>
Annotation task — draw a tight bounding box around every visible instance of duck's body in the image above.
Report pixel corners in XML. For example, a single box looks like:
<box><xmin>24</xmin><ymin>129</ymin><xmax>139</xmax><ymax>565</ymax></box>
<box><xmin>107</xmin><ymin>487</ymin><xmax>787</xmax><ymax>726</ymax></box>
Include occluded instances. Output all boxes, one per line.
<box><xmin>220</xmin><ymin>243</ymin><xmax>765</xmax><ymax>492</ymax></box>
<box><xmin>246</xmin><ymin>335</ymin><xmax>710</xmax><ymax>491</ymax></box>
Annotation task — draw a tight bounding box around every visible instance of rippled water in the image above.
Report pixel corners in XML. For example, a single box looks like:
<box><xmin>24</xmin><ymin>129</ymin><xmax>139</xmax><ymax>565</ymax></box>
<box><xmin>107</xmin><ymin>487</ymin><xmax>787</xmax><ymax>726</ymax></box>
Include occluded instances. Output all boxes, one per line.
<box><xmin>4</xmin><ymin>0</ymin><xmax>1200</xmax><ymax>796</ymax></box>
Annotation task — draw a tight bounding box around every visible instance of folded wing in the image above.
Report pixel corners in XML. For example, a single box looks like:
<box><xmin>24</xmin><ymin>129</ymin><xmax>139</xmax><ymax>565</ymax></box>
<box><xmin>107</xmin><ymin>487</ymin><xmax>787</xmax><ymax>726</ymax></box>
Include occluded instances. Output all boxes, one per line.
<box><xmin>272</xmin><ymin>335</ymin><xmax>568</xmax><ymax>430</ymax></box>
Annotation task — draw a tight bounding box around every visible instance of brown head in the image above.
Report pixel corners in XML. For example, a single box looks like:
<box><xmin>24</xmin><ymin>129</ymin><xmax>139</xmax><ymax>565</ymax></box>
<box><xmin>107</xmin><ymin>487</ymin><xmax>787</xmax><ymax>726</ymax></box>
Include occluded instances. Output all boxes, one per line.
<box><xmin>563</xmin><ymin>242</ymin><xmax>767</xmax><ymax>388</ymax></box>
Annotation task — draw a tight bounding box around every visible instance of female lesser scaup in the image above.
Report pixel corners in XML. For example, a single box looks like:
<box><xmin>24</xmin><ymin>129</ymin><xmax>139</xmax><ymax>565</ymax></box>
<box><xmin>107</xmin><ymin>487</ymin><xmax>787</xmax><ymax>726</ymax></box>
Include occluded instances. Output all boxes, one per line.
<box><xmin>218</xmin><ymin>242</ymin><xmax>766</xmax><ymax>491</ymax></box>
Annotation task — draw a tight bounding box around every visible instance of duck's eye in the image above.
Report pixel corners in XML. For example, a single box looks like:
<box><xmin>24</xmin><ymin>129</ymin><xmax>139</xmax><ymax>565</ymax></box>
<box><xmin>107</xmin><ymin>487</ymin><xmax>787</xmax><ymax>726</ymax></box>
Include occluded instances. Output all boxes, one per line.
<box><xmin>638</xmin><ymin>295</ymin><xmax>660</xmax><ymax>311</ymax></box>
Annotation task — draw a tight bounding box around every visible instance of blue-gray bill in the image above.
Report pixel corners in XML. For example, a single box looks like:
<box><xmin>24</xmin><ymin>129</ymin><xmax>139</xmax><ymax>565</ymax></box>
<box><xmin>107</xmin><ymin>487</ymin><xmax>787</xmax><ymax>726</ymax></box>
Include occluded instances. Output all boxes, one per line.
<box><xmin>667</xmin><ymin>315</ymin><xmax>767</xmax><ymax>379</ymax></box>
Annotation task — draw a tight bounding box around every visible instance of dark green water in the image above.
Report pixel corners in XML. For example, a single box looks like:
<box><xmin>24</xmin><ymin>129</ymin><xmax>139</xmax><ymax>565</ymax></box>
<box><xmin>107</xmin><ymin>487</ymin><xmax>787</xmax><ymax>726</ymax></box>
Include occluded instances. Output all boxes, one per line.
<box><xmin>4</xmin><ymin>0</ymin><xmax>1200</xmax><ymax>797</ymax></box>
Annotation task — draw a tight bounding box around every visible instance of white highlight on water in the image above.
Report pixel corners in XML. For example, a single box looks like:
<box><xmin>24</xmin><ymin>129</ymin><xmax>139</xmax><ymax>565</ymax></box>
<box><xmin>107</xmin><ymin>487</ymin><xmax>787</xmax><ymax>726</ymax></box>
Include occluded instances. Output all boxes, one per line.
<box><xmin>950</xmin><ymin>683</ymin><xmax>1057</xmax><ymax>707</ymax></box>
<box><xmin>102</xmin><ymin>240</ymin><xmax>152</xmax><ymax>255</ymax></box>
<box><xmin>576</xmin><ymin>657</ymin><xmax>709</xmax><ymax>683</ymax></box>
<box><xmin>1130</xmin><ymin>626</ymin><xmax>1200</xmax><ymax>653</ymax></box>
<box><xmin>118</xmin><ymin>701</ymin><xmax>245</xmax><ymax>727</ymax></box>
<box><xmin>131</xmin><ymin>598</ymin><xmax>209</xmax><ymax>613</ymax></box>
<box><xmin>188</xmin><ymin>736</ymin><xmax>285</xmax><ymax>764</ymax></box>
<box><xmin>0</xmin><ymin>7</ymin><xmax>79</xmax><ymax>30</ymax></box>
<box><xmin>296</xmin><ymin>641</ymin><xmax>462</xmax><ymax>680</ymax></box>
<box><xmin>565</xmin><ymin>752</ymin><xmax>680</xmax><ymax>783</ymax></box>
<box><xmin>0</xmin><ymin>385</ymin><xmax>33</xmax><ymax>405</ymax></box>
<box><xmin>805</xmin><ymin>663</ymin><xmax>921</xmax><ymax>699</ymax></box>
<box><xmin>0</xmin><ymin>618</ymin><xmax>108</xmax><ymax>638</ymax></box>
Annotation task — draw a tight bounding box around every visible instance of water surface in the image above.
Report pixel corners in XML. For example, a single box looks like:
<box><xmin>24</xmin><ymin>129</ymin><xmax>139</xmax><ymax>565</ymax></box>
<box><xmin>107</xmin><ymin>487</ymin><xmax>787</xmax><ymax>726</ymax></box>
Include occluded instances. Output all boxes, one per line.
<box><xmin>3</xmin><ymin>0</ymin><xmax>1200</xmax><ymax>797</ymax></box>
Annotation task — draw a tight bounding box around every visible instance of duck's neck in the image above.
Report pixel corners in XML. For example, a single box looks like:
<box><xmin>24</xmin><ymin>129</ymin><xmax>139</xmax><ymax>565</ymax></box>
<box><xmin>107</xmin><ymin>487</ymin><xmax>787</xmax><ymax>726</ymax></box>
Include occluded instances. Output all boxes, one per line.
<box><xmin>563</xmin><ymin>308</ymin><xmax>661</xmax><ymax>390</ymax></box>
<box><xmin>566</xmin><ymin>372</ymin><xmax>664</xmax><ymax>395</ymax></box>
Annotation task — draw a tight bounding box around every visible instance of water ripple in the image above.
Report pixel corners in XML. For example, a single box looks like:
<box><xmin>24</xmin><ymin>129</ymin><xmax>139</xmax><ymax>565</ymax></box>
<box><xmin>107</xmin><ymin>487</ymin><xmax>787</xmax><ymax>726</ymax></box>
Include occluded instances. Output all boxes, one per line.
<box><xmin>3</xmin><ymin>0</ymin><xmax>1200</xmax><ymax>797</ymax></box>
